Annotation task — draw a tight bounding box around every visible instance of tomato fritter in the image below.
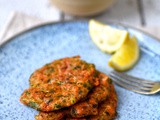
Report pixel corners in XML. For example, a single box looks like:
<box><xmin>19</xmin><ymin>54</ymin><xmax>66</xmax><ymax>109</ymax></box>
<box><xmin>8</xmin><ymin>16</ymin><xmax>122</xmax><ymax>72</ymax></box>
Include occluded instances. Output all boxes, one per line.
<box><xmin>20</xmin><ymin>83</ymin><xmax>90</xmax><ymax>111</ymax></box>
<box><xmin>20</xmin><ymin>56</ymin><xmax>99</xmax><ymax>111</ymax></box>
<box><xmin>70</xmin><ymin>72</ymin><xmax>111</xmax><ymax>118</ymax></box>
<box><xmin>89</xmin><ymin>84</ymin><xmax>118</xmax><ymax>120</ymax></box>
<box><xmin>20</xmin><ymin>56</ymin><xmax>118</xmax><ymax>120</ymax></box>
<box><xmin>35</xmin><ymin>72</ymin><xmax>115</xmax><ymax>120</ymax></box>
<box><xmin>29</xmin><ymin>56</ymin><xmax>99</xmax><ymax>87</ymax></box>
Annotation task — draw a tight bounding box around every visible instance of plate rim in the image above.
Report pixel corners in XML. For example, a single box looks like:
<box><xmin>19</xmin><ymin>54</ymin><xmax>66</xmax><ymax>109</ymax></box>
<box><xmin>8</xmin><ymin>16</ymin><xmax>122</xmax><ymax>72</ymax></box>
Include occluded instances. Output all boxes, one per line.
<box><xmin>0</xmin><ymin>19</ymin><xmax>160</xmax><ymax>47</ymax></box>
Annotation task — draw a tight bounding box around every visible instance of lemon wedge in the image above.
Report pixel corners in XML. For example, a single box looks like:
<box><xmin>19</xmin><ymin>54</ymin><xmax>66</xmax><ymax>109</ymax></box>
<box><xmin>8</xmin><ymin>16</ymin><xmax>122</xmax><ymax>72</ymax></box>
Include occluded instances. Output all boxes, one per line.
<box><xmin>89</xmin><ymin>19</ymin><xmax>129</xmax><ymax>54</ymax></box>
<box><xmin>108</xmin><ymin>36</ymin><xmax>140</xmax><ymax>71</ymax></box>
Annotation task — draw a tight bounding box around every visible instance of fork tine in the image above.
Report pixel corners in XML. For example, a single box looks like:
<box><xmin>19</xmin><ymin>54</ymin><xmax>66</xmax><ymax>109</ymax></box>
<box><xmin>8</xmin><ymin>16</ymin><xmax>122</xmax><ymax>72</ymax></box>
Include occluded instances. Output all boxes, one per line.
<box><xmin>111</xmin><ymin>71</ymin><xmax>155</xmax><ymax>87</ymax></box>
<box><xmin>110</xmin><ymin>75</ymin><xmax>152</xmax><ymax>94</ymax></box>
<box><xmin>110</xmin><ymin>72</ymin><xmax>154</xmax><ymax>89</ymax></box>
<box><xmin>109</xmin><ymin>73</ymin><xmax>152</xmax><ymax>91</ymax></box>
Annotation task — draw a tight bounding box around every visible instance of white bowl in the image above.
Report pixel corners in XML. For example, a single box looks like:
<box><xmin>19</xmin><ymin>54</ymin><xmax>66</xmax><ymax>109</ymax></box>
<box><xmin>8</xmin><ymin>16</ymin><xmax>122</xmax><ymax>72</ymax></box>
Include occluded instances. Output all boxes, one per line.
<box><xmin>50</xmin><ymin>0</ymin><xmax>115</xmax><ymax>16</ymax></box>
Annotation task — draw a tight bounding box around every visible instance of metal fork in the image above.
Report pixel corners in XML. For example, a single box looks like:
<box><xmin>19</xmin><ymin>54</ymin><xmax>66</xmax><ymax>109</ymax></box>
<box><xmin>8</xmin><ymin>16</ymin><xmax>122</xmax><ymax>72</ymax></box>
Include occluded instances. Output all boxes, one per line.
<box><xmin>109</xmin><ymin>71</ymin><xmax>160</xmax><ymax>95</ymax></box>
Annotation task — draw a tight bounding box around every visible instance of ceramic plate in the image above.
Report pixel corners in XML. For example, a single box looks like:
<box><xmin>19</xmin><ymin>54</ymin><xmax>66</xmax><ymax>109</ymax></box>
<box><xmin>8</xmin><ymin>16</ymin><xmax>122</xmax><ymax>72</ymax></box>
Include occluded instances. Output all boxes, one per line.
<box><xmin>0</xmin><ymin>21</ymin><xmax>160</xmax><ymax>120</ymax></box>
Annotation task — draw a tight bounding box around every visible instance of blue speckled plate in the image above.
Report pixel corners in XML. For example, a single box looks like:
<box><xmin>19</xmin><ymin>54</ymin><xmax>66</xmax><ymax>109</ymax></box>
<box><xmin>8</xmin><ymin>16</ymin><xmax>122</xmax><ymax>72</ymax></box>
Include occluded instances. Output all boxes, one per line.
<box><xmin>0</xmin><ymin>21</ymin><xmax>160</xmax><ymax>120</ymax></box>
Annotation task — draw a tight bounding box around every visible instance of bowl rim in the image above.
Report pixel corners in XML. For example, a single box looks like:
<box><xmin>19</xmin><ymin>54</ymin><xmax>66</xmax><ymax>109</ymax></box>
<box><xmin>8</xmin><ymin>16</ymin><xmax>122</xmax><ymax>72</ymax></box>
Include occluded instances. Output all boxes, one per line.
<box><xmin>50</xmin><ymin>0</ymin><xmax>115</xmax><ymax>5</ymax></box>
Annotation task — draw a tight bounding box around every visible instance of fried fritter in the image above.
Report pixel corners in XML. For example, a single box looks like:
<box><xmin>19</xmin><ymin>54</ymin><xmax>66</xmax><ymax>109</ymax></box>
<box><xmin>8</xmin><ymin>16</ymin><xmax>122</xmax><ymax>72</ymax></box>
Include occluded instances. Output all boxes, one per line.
<box><xmin>20</xmin><ymin>83</ymin><xmax>90</xmax><ymax>111</ymax></box>
<box><xmin>70</xmin><ymin>72</ymin><xmax>111</xmax><ymax>118</ymax></box>
<box><xmin>29</xmin><ymin>56</ymin><xmax>99</xmax><ymax>87</ymax></box>
<box><xmin>89</xmin><ymin>84</ymin><xmax>117</xmax><ymax>120</ymax></box>
<box><xmin>35</xmin><ymin>72</ymin><xmax>113</xmax><ymax>119</ymax></box>
<box><xmin>20</xmin><ymin>56</ymin><xmax>117</xmax><ymax>120</ymax></box>
<box><xmin>20</xmin><ymin>56</ymin><xmax>99</xmax><ymax>111</ymax></box>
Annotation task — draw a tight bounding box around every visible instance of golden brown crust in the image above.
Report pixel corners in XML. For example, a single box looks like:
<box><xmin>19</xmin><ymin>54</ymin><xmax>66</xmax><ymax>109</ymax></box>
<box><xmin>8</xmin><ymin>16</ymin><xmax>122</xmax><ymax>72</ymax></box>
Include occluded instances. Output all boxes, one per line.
<box><xmin>70</xmin><ymin>72</ymin><xmax>111</xmax><ymax>118</ymax></box>
<box><xmin>20</xmin><ymin>56</ymin><xmax>117</xmax><ymax>120</ymax></box>
<box><xmin>89</xmin><ymin>84</ymin><xmax>117</xmax><ymax>120</ymax></box>
<box><xmin>29</xmin><ymin>56</ymin><xmax>99</xmax><ymax>88</ymax></box>
<box><xmin>35</xmin><ymin>72</ymin><xmax>117</xmax><ymax>120</ymax></box>
<box><xmin>20</xmin><ymin>56</ymin><xmax>100</xmax><ymax>111</ymax></box>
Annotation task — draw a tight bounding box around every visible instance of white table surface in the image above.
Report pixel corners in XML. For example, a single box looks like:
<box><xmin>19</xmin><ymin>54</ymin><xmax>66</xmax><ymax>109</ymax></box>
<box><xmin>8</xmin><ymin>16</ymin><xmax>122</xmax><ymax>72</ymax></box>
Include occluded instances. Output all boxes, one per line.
<box><xmin>0</xmin><ymin>0</ymin><xmax>160</xmax><ymax>34</ymax></box>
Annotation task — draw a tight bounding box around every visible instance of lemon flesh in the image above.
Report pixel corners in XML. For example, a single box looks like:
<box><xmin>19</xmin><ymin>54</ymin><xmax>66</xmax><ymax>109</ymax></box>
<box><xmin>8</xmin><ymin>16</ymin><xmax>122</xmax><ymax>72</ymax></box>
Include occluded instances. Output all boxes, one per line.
<box><xmin>108</xmin><ymin>36</ymin><xmax>140</xmax><ymax>71</ymax></box>
<box><xmin>89</xmin><ymin>19</ymin><xmax>129</xmax><ymax>54</ymax></box>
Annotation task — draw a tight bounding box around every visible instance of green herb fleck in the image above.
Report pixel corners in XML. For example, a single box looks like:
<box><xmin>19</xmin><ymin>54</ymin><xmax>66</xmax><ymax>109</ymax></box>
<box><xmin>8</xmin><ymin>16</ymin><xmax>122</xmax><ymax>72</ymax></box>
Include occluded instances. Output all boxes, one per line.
<box><xmin>71</xmin><ymin>97</ymin><xmax>76</xmax><ymax>104</ymax></box>
<box><xmin>25</xmin><ymin>91</ymin><xmax>30</xmax><ymax>95</ymax></box>
<box><xmin>83</xmin><ymin>82</ymin><xmax>92</xmax><ymax>90</ymax></box>
<box><xmin>87</xmin><ymin>85</ymin><xmax>93</xmax><ymax>90</ymax></box>
<box><xmin>45</xmin><ymin>63</ymin><xmax>51</xmax><ymax>67</ymax></box>
<box><xmin>57</xmin><ymin>94</ymin><xmax>63</xmax><ymax>98</ymax></box>
<box><xmin>56</xmin><ymin>81</ymin><xmax>63</xmax><ymax>85</ymax></box>
<box><xmin>73</xmin><ymin>66</ymin><xmax>81</xmax><ymax>70</ymax></box>
<box><xmin>54</xmin><ymin>104</ymin><xmax>61</xmax><ymax>109</ymax></box>
<box><xmin>108</xmin><ymin>78</ymin><xmax>112</xmax><ymax>84</ymax></box>
<box><xmin>83</xmin><ymin>83</ymin><xmax>87</xmax><ymax>87</ymax></box>
<box><xmin>45</xmin><ymin>67</ymin><xmax>54</xmax><ymax>74</ymax></box>
<box><xmin>79</xmin><ymin>90</ymin><xmax>83</xmax><ymax>94</ymax></box>
<box><xmin>28</xmin><ymin>102</ymin><xmax>39</xmax><ymax>109</ymax></box>
<box><xmin>49</xmin><ymin>89</ymin><xmax>55</xmax><ymax>93</ymax></box>
<box><xmin>46</xmin><ymin>99</ymin><xmax>53</xmax><ymax>104</ymax></box>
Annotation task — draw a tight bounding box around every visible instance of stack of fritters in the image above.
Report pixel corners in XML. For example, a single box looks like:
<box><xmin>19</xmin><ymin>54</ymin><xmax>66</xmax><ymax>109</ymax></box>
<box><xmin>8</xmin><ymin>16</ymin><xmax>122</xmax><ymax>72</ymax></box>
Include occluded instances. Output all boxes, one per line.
<box><xmin>20</xmin><ymin>56</ymin><xmax>117</xmax><ymax>120</ymax></box>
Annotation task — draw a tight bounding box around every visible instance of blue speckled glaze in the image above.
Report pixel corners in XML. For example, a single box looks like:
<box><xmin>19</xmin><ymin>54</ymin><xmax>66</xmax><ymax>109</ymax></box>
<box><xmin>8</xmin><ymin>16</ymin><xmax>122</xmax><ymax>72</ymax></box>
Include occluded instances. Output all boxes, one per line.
<box><xmin>0</xmin><ymin>21</ymin><xmax>160</xmax><ymax>120</ymax></box>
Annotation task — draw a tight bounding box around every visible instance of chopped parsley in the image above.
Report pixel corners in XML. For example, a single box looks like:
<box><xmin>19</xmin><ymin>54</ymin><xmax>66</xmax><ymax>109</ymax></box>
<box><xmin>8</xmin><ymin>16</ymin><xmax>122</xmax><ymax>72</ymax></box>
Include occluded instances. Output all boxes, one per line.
<box><xmin>54</xmin><ymin>104</ymin><xmax>62</xmax><ymax>109</ymax></box>
<box><xmin>28</xmin><ymin>101</ymin><xmax>39</xmax><ymax>108</ymax></box>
